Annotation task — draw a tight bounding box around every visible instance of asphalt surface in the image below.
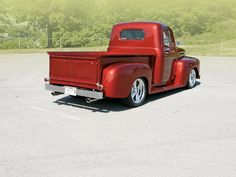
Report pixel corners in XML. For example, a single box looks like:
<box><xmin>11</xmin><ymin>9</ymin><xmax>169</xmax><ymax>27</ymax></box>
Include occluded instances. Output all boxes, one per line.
<box><xmin>0</xmin><ymin>54</ymin><xmax>236</xmax><ymax>177</ymax></box>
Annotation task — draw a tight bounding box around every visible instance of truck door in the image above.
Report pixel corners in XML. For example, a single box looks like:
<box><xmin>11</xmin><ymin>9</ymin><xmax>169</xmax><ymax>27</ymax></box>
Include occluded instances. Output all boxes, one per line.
<box><xmin>162</xmin><ymin>28</ymin><xmax>177</xmax><ymax>83</ymax></box>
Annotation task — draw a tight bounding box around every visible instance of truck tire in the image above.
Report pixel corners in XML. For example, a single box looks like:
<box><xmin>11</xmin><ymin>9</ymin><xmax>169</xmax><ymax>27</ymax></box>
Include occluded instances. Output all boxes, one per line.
<box><xmin>123</xmin><ymin>78</ymin><xmax>147</xmax><ymax>107</ymax></box>
<box><xmin>186</xmin><ymin>69</ymin><xmax>197</xmax><ymax>89</ymax></box>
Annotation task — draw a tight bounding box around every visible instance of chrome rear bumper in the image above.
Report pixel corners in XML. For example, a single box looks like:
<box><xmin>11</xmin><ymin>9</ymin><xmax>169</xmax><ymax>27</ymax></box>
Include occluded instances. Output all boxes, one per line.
<box><xmin>45</xmin><ymin>84</ymin><xmax>103</xmax><ymax>99</ymax></box>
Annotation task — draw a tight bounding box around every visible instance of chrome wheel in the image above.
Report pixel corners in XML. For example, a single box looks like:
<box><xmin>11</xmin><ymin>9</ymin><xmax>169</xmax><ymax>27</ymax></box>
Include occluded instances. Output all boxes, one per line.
<box><xmin>188</xmin><ymin>69</ymin><xmax>197</xmax><ymax>88</ymax></box>
<box><xmin>131</xmin><ymin>79</ymin><xmax>146</xmax><ymax>104</ymax></box>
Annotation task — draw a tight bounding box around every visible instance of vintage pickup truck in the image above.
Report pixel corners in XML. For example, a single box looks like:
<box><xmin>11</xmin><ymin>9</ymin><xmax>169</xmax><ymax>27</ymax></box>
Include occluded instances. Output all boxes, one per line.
<box><xmin>45</xmin><ymin>22</ymin><xmax>200</xmax><ymax>107</ymax></box>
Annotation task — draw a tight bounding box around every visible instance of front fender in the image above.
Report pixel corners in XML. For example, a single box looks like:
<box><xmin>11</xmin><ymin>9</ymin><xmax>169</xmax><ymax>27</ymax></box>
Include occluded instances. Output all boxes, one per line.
<box><xmin>102</xmin><ymin>63</ymin><xmax>152</xmax><ymax>98</ymax></box>
<box><xmin>175</xmin><ymin>57</ymin><xmax>200</xmax><ymax>86</ymax></box>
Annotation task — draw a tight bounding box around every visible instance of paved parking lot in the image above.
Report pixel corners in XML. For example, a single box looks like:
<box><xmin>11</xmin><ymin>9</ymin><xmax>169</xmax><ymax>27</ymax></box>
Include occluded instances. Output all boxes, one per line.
<box><xmin>0</xmin><ymin>54</ymin><xmax>236</xmax><ymax>177</ymax></box>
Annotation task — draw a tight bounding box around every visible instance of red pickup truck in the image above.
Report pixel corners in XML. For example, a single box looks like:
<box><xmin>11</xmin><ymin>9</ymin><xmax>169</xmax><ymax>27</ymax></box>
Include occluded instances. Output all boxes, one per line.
<box><xmin>45</xmin><ymin>22</ymin><xmax>200</xmax><ymax>107</ymax></box>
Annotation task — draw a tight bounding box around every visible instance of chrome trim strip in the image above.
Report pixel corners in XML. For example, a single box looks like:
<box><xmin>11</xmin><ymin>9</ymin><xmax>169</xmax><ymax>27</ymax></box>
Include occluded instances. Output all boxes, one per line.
<box><xmin>45</xmin><ymin>84</ymin><xmax>65</xmax><ymax>93</ymax></box>
<box><xmin>76</xmin><ymin>89</ymin><xmax>103</xmax><ymax>99</ymax></box>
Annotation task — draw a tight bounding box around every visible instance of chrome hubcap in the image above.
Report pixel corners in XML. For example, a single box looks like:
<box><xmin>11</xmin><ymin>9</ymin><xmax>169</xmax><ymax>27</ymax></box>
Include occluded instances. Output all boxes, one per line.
<box><xmin>189</xmin><ymin>69</ymin><xmax>196</xmax><ymax>87</ymax></box>
<box><xmin>131</xmin><ymin>79</ymin><xmax>145</xmax><ymax>104</ymax></box>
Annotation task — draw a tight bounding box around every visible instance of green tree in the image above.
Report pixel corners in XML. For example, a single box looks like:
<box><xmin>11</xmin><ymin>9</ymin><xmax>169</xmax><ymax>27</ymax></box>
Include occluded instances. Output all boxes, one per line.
<box><xmin>2</xmin><ymin>0</ymin><xmax>236</xmax><ymax>49</ymax></box>
<box><xmin>11</xmin><ymin>0</ymin><xmax>65</xmax><ymax>47</ymax></box>
<box><xmin>11</xmin><ymin>0</ymin><xmax>92</xmax><ymax>48</ymax></box>
<box><xmin>0</xmin><ymin>0</ymin><xmax>8</xmax><ymax>25</ymax></box>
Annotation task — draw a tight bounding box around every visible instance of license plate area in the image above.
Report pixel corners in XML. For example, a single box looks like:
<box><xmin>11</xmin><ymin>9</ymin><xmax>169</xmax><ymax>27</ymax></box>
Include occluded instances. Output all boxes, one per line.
<box><xmin>65</xmin><ymin>86</ymin><xmax>77</xmax><ymax>96</ymax></box>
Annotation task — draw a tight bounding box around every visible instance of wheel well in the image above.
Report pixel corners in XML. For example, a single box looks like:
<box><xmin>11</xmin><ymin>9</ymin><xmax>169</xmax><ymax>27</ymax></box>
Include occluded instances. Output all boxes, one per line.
<box><xmin>140</xmin><ymin>77</ymin><xmax>149</xmax><ymax>95</ymax></box>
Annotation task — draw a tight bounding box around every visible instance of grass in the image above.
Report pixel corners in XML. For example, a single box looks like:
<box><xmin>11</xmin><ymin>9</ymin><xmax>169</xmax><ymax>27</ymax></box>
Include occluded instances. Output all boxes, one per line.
<box><xmin>0</xmin><ymin>40</ymin><xmax>236</xmax><ymax>56</ymax></box>
<box><xmin>0</xmin><ymin>46</ymin><xmax>108</xmax><ymax>54</ymax></box>
<box><xmin>182</xmin><ymin>39</ymin><xmax>236</xmax><ymax>56</ymax></box>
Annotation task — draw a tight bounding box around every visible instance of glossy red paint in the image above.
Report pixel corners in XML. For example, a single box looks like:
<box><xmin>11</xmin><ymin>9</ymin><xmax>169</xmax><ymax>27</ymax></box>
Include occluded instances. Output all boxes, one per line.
<box><xmin>174</xmin><ymin>57</ymin><xmax>200</xmax><ymax>86</ymax></box>
<box><xmin>47</xmin><ymin>22</ymin><xmax>200</xmax><ymax>99</ymax></box>
<box><xmin>49</xmin><ymin>52</ymin><xmax>103</xmax><ymax>90</ymax></box>
<box><xmin>102</xmin><ymin>63</ymin><xmax>152</xmax><ymax>98</ymax></box>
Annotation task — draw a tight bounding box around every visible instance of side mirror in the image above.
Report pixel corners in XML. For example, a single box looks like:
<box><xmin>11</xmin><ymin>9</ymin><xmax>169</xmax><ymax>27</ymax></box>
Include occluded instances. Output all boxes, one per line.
<box><xmin>164</xmin><ymin>46</ymin><xmax>170</xmax><ymax>55</ymax></box>
<box><xmin>164</xmin><ymin>46</ymin><xmax>170</xmax><ymax>52</ymax></box>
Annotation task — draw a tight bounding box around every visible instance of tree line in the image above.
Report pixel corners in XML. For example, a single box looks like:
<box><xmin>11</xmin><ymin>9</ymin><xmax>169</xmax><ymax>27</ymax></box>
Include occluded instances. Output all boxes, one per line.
<box><xmin>0</xmin><ymin>0</ymin><xmax>235</xmax><ymax>49</ymax></box>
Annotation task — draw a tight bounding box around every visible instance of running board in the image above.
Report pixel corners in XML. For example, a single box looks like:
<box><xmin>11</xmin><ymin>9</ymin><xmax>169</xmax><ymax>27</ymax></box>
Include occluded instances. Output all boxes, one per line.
<box><xmin>150</xmin><ymin>84</ymin><xmax>184</xmax><ymax>94</ymax></box>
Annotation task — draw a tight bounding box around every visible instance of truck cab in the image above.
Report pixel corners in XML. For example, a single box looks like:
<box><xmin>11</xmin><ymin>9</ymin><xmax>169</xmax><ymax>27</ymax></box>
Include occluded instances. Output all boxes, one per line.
<box><xmin>45</xmin><ymin>22</ymin><xmax>200</xmax><ymax>107</ymax></box>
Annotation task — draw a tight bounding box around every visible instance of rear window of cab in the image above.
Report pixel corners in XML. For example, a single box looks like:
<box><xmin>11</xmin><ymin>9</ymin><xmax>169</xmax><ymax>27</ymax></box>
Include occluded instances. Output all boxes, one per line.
<box><xmin>120</xmin><ymin>29</ymin><xmax>145</xmax><ymax>40</ymax></box>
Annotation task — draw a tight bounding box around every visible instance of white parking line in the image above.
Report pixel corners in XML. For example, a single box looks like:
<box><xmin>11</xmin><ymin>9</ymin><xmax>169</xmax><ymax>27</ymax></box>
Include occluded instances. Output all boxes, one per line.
<box><xmin>29</xmin><ymin>106</ymin><xmax>85</xmax><ymax>122</ymax></box>
<box><xmin>29</xmin><ymin>106</ymin><xmax>50</xmax><ymax>112</ymax></box>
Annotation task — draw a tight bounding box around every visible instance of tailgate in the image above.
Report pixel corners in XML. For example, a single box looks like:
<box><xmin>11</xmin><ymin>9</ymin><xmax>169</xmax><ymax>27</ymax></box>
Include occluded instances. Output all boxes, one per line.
<box><xmin>49</xmin><ymin>52</ymin><xmax>103</xmax><ymax>89</ymax></box>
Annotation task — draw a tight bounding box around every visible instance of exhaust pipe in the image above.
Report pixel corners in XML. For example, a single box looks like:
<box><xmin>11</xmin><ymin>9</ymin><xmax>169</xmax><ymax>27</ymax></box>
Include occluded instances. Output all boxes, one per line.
<box><xmin>51</xmin><ymin>92</ymin><xmax>63</xmax><ymax>96</ymax></box>
<box><xmin>86</xmin><ymin>98</ymin><xmax>99</xmax><ymax>104</ymax></box>
<box><xmin>44</xmin><ymin>77</ymin><xmax>50</xmax><ymax>82</ymax></box>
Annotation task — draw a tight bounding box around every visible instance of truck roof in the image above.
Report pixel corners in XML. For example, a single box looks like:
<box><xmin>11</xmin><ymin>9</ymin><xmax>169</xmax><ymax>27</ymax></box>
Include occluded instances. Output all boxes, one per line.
<box><xmin>114</xmin><ymin>22</ymin><xmax>168</xmax><ymax>28</ymax></box>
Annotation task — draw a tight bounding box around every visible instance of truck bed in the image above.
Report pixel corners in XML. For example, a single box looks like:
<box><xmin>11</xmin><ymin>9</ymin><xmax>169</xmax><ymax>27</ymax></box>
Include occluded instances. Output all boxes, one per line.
<box><xmin>48</xmin><ymin>51</ymin><xmax>154</xmax><ymax>90</ymax></box>
<box><xmin>48</xmin><ymin>52</ymin><xmax>108</xmax><ymax>90</ymax></box>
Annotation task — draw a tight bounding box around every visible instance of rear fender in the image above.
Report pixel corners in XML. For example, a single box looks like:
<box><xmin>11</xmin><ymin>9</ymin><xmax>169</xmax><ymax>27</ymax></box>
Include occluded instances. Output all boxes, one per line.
<box><xmin>102</xmin><ymin>63</ymin><xmax>152</xmax><ymax>98</ymax></box>
<box><xmin>174</xmin><ymin>57</ymin><xmax>200</xmax><ymax>86</ymax></box>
